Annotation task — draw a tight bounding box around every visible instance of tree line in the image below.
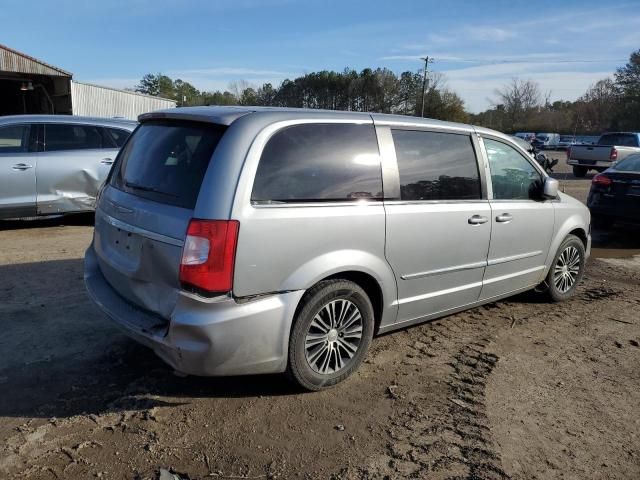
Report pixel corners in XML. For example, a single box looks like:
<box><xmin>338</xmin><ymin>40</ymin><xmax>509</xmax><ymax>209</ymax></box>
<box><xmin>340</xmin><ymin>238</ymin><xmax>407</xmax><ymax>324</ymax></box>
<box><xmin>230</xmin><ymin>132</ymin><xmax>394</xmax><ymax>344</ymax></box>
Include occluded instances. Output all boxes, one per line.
<box><xmin>135</xmin><ymin>68</ymin><xmax>468</xmax><ymax>123</ymax></box>
<box><xmin>135</xmin><ymin>49</ymin><xmax>640</xmax><ymax>134</ymax></box>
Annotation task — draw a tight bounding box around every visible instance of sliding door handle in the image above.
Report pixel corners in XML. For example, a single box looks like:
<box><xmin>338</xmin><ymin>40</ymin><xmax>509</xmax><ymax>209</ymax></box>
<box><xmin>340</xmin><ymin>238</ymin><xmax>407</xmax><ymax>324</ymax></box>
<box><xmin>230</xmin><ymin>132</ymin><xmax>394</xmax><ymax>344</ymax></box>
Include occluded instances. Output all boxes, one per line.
<box><xmin>496</xmin><ymin>213</ymin><xmax>513</xmax><ymax>223</ymax></box>
<box><xmin>12</xmin><ymin>163</ymin><xmax>33</xmax><ymax>170</ymax></box>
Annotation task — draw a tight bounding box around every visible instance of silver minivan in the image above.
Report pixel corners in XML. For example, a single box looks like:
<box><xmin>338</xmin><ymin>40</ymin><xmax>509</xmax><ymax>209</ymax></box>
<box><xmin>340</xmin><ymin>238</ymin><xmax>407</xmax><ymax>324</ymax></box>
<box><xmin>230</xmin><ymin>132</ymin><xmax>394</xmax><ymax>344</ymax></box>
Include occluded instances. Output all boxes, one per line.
<box><xmin>85</xmin><ymin>107</ymin><xmax>591</xmax><ymax>390</ymax></box>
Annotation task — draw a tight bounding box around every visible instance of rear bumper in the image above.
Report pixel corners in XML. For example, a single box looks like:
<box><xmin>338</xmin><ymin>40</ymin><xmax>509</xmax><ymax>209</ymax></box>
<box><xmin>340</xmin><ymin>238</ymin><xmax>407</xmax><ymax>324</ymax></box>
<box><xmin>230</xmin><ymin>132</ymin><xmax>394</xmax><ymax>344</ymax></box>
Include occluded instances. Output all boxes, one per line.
<box><xmin>84</xmin><ymin>244</ymin><xmax>304</xmax><ymax>376</ymax></box>
<box><xmin>567</xmin><ymin>159</ymin><xmax>613</xmax><ymax>168</ymax></box>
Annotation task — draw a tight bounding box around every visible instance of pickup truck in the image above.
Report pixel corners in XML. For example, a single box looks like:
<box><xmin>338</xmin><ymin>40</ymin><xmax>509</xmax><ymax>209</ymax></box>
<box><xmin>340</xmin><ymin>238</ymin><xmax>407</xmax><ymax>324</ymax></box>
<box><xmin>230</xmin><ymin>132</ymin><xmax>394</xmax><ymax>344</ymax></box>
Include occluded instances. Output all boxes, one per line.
<box><xmin>567</xmin><ymin>132</ymin><xmax>640</xmax><ymax>177</ymax></box>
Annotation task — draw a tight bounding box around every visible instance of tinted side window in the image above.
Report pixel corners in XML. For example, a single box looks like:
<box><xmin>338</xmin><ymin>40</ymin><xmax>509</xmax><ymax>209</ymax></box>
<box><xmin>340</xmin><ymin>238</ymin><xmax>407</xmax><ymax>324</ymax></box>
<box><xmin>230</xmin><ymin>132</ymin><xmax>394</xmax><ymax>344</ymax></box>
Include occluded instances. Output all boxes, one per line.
<box><xmin>391</xmin><ymin>129</ymin><xmax>481</xmax><ymax>201</ymax></box>
<box><xmin>0</xmin><ymin>125</ymin><xmax>29</xmax><ymax>153</ymax></box>
<box><xmin>252</xmin><ymin>123</ymin><xmax>383</xmax><ymax>203</ymax></box>
<box><xmin>106</xmin><ymin>128</ymin><xmax>131</xmax><ymax>148</ymax></box>
<box><xmin>484</xmin><ymin>138</ymin><xmax>542</xmax><ymax>200</ymax></box>
<box><xmin>45</xmin><ymin>124</ymin><xmax>104</xmax><ymax>151</ymax></box>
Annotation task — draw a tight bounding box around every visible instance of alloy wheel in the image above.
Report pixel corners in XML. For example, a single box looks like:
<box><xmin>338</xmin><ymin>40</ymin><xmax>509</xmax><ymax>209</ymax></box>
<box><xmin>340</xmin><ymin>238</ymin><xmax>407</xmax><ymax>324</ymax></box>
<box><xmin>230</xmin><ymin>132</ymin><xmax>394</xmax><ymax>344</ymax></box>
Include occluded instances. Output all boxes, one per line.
<box><xmin>553</xmin><ymin>246</ymin><xmax>581</xmax><ymax>293</ymax></box>
<box><xmin>304</xmin><ymin>299</ymin><xmax>363</xmax><ymax>375</ymax></box>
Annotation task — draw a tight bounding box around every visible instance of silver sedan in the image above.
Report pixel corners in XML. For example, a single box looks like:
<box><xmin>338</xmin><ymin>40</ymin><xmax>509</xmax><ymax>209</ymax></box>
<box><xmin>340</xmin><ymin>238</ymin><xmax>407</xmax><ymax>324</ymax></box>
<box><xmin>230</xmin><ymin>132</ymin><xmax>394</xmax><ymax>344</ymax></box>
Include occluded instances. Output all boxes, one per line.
<box><xmin>0</xmin><ymin>115</ymin><xmax>136</xmax><ymax>219</ymax></box>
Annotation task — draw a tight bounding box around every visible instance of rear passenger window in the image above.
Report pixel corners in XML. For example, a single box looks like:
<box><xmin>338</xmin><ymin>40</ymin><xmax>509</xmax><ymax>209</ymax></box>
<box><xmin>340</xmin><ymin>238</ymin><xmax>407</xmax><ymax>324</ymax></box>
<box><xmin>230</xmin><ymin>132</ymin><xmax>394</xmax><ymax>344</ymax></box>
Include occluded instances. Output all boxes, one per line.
<box><xmin>391</xmin><ymin>130</ymin><xmax>481</xmax><ymax>201</ymax></box>
<box><xmin>106</xmin><ymin>128</ymin><xmax>131</xmax><ymax>148</ymax></box>
<box><xmin>251</xmin><ymin>123</ymin><xmax>383</xmax><ymax>203</ymax></box>
<box><xmin>0</xmin><ymin>125</ymin><xmax>29</xmax><ymax>153</ymax></box>
<box><xmin>45</xmin><ymin>124</ymin><xmax>104</xmax><ymax>151</ymax></box>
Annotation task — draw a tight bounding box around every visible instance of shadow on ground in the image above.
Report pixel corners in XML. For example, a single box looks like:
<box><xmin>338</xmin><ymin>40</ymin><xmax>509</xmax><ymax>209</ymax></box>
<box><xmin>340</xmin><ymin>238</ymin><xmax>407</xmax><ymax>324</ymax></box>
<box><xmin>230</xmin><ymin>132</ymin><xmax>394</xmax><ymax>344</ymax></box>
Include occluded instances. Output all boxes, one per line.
<box><xmin>0</xmin><ymin>257</ymin><xmax>298</xmax><ymax>421</ymax></box>
<box><xmin>0</xmin><ymin>212</ymin><xmax>94</xmax><ymax>231</ymax></box>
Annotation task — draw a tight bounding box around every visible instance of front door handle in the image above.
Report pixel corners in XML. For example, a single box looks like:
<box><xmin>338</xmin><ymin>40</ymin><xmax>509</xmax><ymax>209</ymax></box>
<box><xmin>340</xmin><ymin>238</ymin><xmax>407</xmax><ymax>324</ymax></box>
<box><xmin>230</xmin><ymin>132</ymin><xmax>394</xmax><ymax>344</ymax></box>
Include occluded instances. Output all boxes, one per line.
<box><xmin>468</xmin><ymin>215</ymin><xmax>489</xmax><ymax>225</ymax></box>
<box><xmin>496</xmin><ymin>213</ymin><xmax>513</xmax><ymax>223</ymax></box>
<box><xmin>12</xmin><ymin>163</ymin><xmax>33</xmax><ymax>171</ymax></box>
<box><xmin>100</xmin><ymin>158</ymin><xmax>114</xmax><ymax>165</ymax></box>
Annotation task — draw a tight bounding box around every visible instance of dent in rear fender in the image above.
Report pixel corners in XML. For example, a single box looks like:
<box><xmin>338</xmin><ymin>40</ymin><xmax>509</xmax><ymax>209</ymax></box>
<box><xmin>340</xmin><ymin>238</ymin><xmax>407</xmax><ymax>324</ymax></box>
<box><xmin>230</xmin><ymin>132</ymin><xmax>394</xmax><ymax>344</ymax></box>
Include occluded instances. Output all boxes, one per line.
<box><xmin>279</xmin><ymin>249</ymin><xmax>398</xmax><ymax>329</ymax></box>
<box><xmin>168</xmin><ymin>290</ymin><xmax>305</xmax><ymax>375</ymax></box>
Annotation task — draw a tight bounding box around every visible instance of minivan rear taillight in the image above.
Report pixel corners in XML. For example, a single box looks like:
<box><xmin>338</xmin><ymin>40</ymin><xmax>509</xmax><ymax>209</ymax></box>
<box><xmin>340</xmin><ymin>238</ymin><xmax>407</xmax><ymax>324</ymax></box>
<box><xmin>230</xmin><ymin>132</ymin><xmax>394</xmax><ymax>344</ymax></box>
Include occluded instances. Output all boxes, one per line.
<box><xmin>610</xmin><ymin>147</ymin><xmax>618</xmax><ymax>161</ymax></box>
<box><xmin>179</xmin><ymin>219</ymin><xmax>240</xmax><ymax>295</ymax></box>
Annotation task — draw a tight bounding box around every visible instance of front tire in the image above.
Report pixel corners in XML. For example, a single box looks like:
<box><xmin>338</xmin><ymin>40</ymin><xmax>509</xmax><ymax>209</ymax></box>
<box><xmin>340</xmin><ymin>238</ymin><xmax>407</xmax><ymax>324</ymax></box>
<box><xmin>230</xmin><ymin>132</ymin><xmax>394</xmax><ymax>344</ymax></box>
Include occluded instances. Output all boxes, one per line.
<box><xmin>287</xmin><ymin>280</ymin><xmax>374</xmax><ymax>391</ymax></box>
<box><xmin>573</xmin><ymin>166</ymin><xmax>588</xmax><ymax>178</ymax></box>
<box><xmin>545</xmin><ymin>234</ymin><xmax>586</xmax><ymax>302</ymax></box>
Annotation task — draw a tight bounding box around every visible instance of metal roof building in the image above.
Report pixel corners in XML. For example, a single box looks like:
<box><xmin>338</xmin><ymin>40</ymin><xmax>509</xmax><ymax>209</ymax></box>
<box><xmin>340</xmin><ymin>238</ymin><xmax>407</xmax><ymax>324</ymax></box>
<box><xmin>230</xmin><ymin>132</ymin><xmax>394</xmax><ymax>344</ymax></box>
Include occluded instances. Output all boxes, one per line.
<box><xmin>0</xmin><ymin>44</ymin><xmax>176</xmax><ymax>120</ymax></box>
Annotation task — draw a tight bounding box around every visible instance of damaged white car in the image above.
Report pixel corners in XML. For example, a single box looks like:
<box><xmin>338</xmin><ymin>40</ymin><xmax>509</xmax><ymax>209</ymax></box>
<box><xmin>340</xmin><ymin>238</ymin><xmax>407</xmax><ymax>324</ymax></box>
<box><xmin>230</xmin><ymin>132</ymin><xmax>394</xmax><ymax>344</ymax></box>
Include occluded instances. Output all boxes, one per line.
<box><xmin>0</xmin><ymin>115</ymin><xmax>136</xmax><ymax>219</ymax></box>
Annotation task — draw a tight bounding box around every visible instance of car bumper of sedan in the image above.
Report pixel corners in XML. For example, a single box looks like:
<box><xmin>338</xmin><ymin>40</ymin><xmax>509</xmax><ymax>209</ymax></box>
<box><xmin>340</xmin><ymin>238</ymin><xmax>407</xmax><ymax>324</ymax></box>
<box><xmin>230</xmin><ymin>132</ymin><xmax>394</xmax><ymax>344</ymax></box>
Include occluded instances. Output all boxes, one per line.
<box><xmin>84</xmin><ymin>244</ymin><xmax>304</xmax><ymax>376</ymax></box>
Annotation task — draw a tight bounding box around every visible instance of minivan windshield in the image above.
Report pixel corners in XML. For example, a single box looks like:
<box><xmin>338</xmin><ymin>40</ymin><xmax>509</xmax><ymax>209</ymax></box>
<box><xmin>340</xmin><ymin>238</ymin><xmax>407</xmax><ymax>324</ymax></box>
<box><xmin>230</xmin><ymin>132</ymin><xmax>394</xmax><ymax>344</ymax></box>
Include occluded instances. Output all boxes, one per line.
<box><xmin>111</xmin><ymin>120</ymin><xmax>225</xmax><ymax>209</ymax></box>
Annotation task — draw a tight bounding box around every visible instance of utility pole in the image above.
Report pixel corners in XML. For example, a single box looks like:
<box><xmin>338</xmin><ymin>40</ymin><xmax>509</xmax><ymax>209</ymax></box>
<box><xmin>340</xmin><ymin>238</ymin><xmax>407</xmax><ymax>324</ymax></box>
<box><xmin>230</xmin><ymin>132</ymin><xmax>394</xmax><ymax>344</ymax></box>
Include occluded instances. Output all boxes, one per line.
<box><xmin>420</xmin><ymin>56</ymin><xmax>433</xmax><ymax>118</ymax></box>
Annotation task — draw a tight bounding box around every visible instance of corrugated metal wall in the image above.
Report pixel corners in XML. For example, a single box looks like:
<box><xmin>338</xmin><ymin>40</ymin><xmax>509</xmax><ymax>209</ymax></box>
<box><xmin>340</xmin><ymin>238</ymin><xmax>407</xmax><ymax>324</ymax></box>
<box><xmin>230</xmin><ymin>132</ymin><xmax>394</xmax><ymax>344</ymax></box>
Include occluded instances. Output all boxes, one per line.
<box><xmin>71</xmin><ymin>81</ymin><xmax>176</xmax><ymax>120</ymax></box>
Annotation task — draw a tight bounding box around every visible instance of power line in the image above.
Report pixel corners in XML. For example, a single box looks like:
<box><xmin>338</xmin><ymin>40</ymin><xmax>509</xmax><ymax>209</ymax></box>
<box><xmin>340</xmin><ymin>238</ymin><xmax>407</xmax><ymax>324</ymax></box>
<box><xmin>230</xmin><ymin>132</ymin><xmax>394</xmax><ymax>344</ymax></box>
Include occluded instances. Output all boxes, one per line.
<box><xmin>432</xmin><ymin>58</ymin><xmax>626</xmax><ymax>65</ymax></box>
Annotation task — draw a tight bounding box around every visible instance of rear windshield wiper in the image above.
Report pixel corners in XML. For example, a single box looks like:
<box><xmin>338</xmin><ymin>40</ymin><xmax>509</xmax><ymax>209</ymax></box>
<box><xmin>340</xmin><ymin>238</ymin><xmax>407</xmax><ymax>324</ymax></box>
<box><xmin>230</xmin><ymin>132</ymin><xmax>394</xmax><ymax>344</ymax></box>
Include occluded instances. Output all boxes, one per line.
<box><xmin>125</xmin><ymin>181</ymin><xmax>177</xmax><ymax>197</ymax></box>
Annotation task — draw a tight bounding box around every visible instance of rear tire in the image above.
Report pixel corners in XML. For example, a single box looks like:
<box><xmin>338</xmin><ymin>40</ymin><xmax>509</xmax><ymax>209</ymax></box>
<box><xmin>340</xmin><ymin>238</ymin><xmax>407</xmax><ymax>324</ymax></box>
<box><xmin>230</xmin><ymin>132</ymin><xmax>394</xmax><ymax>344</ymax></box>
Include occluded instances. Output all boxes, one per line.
<box><xmin>545</xmin><ymin>234</ymin><xmax>586</xmax><ymax>302</ymax></box>
<box><xmin>573</xmin><ymin>166</ymin><xmax>588</xmax><ymax>178</ymax></box>
<box><xmin>287</xmin><ymin>279</ymin><xmax>374</xmax><ymax>391</ymax></box>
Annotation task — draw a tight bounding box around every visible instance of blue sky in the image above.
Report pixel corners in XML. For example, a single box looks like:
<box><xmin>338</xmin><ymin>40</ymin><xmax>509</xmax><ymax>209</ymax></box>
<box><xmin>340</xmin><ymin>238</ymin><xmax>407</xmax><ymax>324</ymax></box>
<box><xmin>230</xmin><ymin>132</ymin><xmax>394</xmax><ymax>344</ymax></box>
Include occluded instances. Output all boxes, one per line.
<box><xmin>1</xmin><ymin>0</ymin><xmax>635</xmax><ymax>112</ymax></box>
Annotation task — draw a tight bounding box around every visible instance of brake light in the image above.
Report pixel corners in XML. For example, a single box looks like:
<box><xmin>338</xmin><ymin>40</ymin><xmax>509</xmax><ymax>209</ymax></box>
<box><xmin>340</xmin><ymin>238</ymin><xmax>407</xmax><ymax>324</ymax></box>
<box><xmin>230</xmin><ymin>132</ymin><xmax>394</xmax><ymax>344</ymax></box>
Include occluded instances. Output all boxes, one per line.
<box><xmin>610</xmin><ymin>147</ymin><xmax>618</xmax><ymax>160</ymax></box>
<box><xmin>179</xmin><ymin>219</ymin><xmax>240</xmax><ymax>295</ymax></box>
<box><xmin>566</xmin><ymin>146</ymin><xmax>571</xmax><ymax>160</ymax></box>
<box><xmin>592</xmin><ymin>174</ymin><xmax>612</xmax><ymax>187</ymax></box>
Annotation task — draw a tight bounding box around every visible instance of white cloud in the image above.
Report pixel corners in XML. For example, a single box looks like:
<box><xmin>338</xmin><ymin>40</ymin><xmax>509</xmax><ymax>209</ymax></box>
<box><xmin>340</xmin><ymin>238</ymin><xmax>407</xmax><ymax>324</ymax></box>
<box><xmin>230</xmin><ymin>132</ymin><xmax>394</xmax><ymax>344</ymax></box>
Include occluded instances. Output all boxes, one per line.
<box><xmin>465</xmin><ymin>26</ymin><xmax>515</xmax><ymax>42</ymax></box>
<box><xmin>443</xmin><ymin>68</ymin><xmax>612</xmax><ymax>113</ymax></box>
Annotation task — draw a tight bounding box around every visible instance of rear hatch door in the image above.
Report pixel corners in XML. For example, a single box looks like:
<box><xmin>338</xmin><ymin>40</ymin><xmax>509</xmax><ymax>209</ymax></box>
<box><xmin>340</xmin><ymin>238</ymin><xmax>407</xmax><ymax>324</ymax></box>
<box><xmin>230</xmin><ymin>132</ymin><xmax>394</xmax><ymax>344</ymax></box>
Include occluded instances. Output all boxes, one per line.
<box><xmin>571</xmin><ymin>145</ymin><xmax>609</xmax><ymax>162</ymax></box>
<box><xmin>93</xmin><ymin>120</ymin><xmax>226</xmax><ymax>319</ymax></box>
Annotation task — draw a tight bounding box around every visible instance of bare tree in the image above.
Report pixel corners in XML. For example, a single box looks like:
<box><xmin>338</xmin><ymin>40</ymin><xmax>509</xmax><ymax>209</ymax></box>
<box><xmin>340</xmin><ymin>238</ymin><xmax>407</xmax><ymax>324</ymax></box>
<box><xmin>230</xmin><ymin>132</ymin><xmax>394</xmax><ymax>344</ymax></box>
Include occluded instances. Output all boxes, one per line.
<box><xmin>228</xmin><ymin>80</ymin><xmax>252</xmax><ymax>102</ymax></box>
<box><xmin>575</xmin><ymin>78</ymin><xmax>619</xmax><ymax>132</ymax></box>
<box><xmin>493</xmin><ymin>78</ymin><xmax>541</xmax><ymax>130</ymax></box>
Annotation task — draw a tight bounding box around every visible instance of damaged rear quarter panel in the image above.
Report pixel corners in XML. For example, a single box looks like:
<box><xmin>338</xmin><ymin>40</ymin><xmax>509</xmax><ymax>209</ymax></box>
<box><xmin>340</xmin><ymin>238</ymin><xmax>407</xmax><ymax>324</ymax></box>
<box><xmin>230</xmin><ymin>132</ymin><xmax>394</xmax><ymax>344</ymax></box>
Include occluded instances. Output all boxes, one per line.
<box><xmin>36</xmin><ymin>148</ymin><xmax>119</xmax><ymax>214</ymax></box>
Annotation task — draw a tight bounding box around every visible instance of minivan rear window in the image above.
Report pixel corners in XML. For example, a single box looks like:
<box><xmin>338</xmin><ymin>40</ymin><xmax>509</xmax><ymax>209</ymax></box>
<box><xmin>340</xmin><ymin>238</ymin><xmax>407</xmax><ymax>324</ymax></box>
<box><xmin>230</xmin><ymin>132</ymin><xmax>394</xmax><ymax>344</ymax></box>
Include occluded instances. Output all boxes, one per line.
<box><xmin>111</xmin><ymin>120</ymin><xmax>225</xmax><ymax>209</ymax></box>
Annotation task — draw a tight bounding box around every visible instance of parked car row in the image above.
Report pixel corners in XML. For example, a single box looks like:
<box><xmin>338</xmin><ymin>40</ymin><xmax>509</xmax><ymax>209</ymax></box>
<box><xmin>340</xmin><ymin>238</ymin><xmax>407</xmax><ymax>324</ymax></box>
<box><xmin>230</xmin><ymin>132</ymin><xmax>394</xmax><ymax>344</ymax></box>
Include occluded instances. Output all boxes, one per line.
<box><xmin>514</xmin><ymin>132</ymin><xmax>561</xmax><ymax>149</ymax></box>
<box><xmin>514</xmin><ymin>133</ymin><xmax>600</xmax><ymax>152</ymax></box>
<box><xmin>0</xmin><ymin>115</ymin><xmax>136</xmax><ymax>219</ymax></box>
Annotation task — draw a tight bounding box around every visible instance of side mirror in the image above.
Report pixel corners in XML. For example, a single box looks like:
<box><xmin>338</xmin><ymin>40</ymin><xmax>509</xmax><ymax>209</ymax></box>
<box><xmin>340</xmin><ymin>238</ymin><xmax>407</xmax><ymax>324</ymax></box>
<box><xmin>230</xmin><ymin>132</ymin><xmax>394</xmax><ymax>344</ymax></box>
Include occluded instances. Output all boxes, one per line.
<box><xmin>542</xmin><ymin>177</ymin><xmax>559</xmax><ymax>199</ymax></box>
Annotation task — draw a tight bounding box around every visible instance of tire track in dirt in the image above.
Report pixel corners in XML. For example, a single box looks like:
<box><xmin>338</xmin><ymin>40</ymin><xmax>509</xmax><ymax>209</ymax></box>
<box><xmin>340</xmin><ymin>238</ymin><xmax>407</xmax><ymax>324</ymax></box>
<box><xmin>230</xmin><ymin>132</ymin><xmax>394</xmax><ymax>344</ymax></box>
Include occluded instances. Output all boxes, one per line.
<box><xmin>344</xmin><ymin>305</ymin><xmax>512</xmax><ymax>479</ymax></box>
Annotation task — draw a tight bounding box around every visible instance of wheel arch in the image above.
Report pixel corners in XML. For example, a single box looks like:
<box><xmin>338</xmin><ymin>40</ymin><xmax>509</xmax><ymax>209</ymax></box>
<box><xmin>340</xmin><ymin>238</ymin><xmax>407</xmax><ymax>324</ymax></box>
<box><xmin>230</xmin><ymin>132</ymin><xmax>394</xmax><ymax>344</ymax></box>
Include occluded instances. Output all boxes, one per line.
<box><xmin>282</xmin><ymin>249</ymin><xmax>398</xmax><ymax>332</ymax></box>
<box><xmin>543</xmin><ymin>216</ymin><xmax>589</xmax><ymax>276</ymax></box>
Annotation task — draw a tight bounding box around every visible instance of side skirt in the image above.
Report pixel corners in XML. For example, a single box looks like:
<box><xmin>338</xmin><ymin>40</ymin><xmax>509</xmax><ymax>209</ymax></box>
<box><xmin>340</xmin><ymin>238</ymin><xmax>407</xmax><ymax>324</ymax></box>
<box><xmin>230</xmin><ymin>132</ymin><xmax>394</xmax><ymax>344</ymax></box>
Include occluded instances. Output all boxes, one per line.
<box><xmin>377</xmin><ymin>283</ymin><xmax>538</xmax><ymax>335</ymax></box>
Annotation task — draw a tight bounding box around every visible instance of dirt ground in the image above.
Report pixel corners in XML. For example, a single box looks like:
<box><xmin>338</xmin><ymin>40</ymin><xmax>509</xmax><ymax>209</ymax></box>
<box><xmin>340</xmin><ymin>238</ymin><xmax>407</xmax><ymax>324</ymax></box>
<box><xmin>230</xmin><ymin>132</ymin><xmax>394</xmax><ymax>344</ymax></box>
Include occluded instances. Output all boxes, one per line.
<box><xmin>1</xmin><ymin>153</ymin><xmax>639</xmax><ymax>479</ymax></box>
